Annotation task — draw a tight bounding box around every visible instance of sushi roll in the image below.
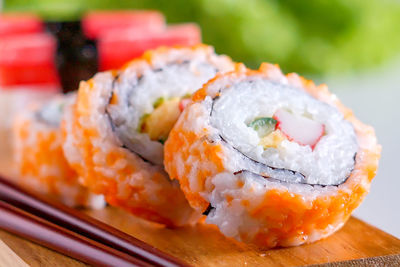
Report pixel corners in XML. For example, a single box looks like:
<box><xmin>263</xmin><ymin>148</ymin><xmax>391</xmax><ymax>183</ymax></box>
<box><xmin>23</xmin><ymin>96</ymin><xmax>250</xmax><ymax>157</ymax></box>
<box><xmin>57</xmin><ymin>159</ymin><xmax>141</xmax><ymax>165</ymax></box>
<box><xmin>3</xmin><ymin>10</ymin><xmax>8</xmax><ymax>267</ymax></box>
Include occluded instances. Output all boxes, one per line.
<box><xmin>62</xmin><ymin>45</ymin><xmax>235</xmax><ymax>226</ymax></box>
<box><xmin>12</xmin><ymin>94</ymin><xmax>105</xmax><ymax>208</ymax></box>
<box><xmin>164</xmin><ymin>64</ymin><xmax>381</xmax><ymax>246</ymax></box>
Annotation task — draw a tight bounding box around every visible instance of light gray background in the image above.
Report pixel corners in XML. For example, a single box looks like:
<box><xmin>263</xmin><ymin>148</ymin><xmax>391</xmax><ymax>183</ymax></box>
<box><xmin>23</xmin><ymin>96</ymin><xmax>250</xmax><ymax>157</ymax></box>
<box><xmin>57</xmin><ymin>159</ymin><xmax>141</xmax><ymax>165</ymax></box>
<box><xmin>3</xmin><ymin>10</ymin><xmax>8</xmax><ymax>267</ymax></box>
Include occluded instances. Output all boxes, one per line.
<box><xmin>324</xmin><ymin>60</ymin><xmax>400</xmax><ymax>238</ymax></box>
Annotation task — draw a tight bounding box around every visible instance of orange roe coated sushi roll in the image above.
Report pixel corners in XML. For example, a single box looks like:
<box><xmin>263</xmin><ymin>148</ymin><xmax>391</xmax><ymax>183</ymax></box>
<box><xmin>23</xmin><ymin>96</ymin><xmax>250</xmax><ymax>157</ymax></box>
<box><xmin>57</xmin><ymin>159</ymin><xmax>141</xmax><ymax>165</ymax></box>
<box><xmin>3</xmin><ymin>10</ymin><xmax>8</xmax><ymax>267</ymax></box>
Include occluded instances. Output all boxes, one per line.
<box><xmin>62</xmin><ymin>45</ymin><xmax>234</xmax><ymax>226</ymax></box>
<box><xmin>164</xmin><ymin>63</ymin><xmax>381</xmax><ymax>247</ymax></box>
<box><xmin>13</xmin><ymin>95</ymin><xmax>105</xmax><ymax>208</ymax></box>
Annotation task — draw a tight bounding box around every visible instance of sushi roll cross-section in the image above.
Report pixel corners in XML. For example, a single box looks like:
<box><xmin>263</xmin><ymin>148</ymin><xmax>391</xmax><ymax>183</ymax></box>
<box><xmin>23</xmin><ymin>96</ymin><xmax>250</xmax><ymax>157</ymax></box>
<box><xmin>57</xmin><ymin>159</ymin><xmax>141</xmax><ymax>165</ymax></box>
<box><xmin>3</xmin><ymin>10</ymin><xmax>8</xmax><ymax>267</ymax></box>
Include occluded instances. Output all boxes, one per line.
<box><xmin>62</xmin><ymin>44</ymin><xmax>235</xmax><ymax>226</ymax></box>
<box><xmin>164</xmin><ymin>63</ymin><xmax>381</xmax><ymax>247</ymax></box>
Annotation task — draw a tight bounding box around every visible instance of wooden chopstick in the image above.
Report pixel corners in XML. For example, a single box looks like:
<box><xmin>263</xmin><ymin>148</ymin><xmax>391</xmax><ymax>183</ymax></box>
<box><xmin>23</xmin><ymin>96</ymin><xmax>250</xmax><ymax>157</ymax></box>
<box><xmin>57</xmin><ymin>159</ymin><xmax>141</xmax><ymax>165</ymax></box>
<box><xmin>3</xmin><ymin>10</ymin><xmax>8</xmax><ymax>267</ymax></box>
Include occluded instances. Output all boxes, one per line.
<box><xmin>0</xmin><ymin>176</ymin><xmax>189</xmax><ymax>267</ymax></box>
<box><xmin>0</xmin><ymin>200</ymin><xmax>149</xmax><ymax>267</ymax></box>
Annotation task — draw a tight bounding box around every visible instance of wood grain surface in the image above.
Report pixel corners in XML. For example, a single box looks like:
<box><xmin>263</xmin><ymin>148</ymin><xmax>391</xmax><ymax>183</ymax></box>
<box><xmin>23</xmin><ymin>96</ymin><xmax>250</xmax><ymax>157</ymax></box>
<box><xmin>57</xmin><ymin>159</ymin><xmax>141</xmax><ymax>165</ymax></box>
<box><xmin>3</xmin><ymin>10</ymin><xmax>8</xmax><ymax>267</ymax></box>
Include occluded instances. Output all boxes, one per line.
<box><xmin>0</xmin><ymin>239</ymin><xmax>29</xmax><ymax>267</ymax></box>
<box><xmin>0</xmin><ymin>206</ymin><xmax>398</xmax><ymax>267</ymax></box>
<box><xmin>0</xmin><ymin>150</ymin><xmax>399</xmax><ymax>266</ymax></box>
<box><xmin>0</xmin><ymin>230</ymin><xmax>85</xmax><ymax>267</ymax></box>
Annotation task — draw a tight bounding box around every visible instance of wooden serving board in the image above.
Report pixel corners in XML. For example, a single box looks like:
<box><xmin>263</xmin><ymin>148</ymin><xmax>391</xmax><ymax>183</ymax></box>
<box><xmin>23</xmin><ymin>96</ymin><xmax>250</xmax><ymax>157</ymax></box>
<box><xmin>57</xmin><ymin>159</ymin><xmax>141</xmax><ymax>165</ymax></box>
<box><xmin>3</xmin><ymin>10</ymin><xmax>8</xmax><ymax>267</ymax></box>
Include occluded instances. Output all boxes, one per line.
<box><xmin>0</xmin><ymin>208</ymin><xmax>400</xmax><ymax>267</ymax></box>
<box><xmin>0</xmin><ymin>154</ymin><xmax>399</xmax><ymax>266</ymax></box>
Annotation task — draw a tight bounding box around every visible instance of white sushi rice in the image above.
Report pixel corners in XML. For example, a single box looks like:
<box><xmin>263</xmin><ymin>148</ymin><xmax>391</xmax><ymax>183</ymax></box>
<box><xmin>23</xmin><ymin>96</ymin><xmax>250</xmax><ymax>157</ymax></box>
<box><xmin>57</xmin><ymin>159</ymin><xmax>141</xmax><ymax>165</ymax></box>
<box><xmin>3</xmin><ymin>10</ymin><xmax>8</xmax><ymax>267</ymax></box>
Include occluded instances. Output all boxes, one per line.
<box><xmin>206</xmin><ymin>170</ymin><xmax>345</xmax><ymax>244</ymax></box>
<box><xmin>210</xmin><ymin>78</ymin><xmax>358</xmax><ymax>185</ymax></box>
<box><xmin>107</xmin><ymin>47</ymin><xmax>233</xmax><ymax>165</ymax></box>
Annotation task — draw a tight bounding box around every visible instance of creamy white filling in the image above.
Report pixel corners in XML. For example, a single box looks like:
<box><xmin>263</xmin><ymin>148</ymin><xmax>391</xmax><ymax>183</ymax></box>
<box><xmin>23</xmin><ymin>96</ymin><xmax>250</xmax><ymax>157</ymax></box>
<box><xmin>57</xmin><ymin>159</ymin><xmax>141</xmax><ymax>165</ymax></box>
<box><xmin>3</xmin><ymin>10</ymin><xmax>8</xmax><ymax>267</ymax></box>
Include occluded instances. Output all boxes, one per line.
<box><xmin>210</xmin><ymin>78</ymin><xmax>358</xmax><ymax>185</ymax></box>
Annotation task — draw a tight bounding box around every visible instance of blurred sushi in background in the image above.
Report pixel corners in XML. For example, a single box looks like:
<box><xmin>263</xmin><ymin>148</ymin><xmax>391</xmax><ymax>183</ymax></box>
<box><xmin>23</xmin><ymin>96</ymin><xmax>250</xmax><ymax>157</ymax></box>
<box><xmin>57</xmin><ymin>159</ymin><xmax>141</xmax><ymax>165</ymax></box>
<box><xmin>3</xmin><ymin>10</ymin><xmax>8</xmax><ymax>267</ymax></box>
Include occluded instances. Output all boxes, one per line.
<box><xmin>12</xmin><ymin>93</ymin><xmax>105</xmax><ymax>208</ymax></box>
<box><xmin>0</xmin><ymin>33</ymin><xmax>59</xmax><ymax>87</ymax></box>
<box><xmin>0</xmin><ymin>16</ymin><xmax>60</xmax><ymax>145</ymax></box>
<box><xmin>0</xmin><ymin>10</ymin><xmax>202</xmax><ymax>92</ymax></box>
<box><xmin>98</xmin><ymin>23</ymin><xmax>201</xmax><ymax>70</ymax></box>
<box><xmin>0</xmin><ymin>13</ymin><xmax>43</xmax><ymax>37</ymax></box>
<box><xmin>81</xmin><ymin>10</ymin><xmax>165</xmax><ymax>40</ymax></box>
<box><xmin>0</xmin><ymin>13</ymin><xmax>59</xmax><ymax>88</ymax></box>
<box><xmin>4</xmin><ymin>0</ymin><xmax>400</xmax><ymax>76</ymax></box>
<box><xmin>0</xmin><ymin>9</ymin><xmax>202</xmax><ymax>153</ymax></box>
<box><xmin>82</xmin><ymin>10</ymin><xmax>201</xmax><ymax>71</ymax></box>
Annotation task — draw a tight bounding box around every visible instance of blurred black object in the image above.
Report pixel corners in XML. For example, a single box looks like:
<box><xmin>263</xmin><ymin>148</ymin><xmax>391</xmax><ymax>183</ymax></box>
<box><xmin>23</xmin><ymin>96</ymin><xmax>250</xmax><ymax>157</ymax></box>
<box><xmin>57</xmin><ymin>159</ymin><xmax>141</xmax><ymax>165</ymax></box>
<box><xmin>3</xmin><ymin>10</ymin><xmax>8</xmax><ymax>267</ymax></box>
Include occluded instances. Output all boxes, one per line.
<box><xmin>46</xmin><ymin>22</ymin><xmax>98</xmax><ymax>93</ymax></box>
